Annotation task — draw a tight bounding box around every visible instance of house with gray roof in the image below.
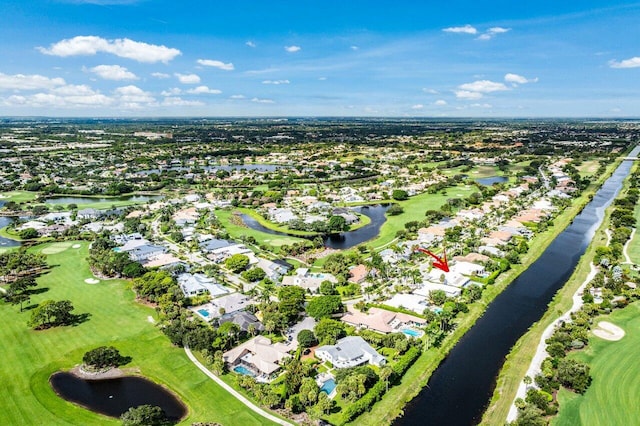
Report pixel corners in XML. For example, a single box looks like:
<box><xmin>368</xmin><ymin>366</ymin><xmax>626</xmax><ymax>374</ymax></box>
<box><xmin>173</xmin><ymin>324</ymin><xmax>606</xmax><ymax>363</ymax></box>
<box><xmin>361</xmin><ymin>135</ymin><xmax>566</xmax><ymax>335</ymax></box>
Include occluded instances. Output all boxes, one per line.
<box><xmin>316</xmin><ymin>336</ymin><xmax>386</xmax><ymax>368</ymax></box>
<box><xmin>219</xmin><ymin>311</ymin><xmax>264</xmax><ymax>333</ymax></box>
<box><xmin>178</xmin><ymin>273</ymin><xmax>229</xmax><ymax>298</ymax></box>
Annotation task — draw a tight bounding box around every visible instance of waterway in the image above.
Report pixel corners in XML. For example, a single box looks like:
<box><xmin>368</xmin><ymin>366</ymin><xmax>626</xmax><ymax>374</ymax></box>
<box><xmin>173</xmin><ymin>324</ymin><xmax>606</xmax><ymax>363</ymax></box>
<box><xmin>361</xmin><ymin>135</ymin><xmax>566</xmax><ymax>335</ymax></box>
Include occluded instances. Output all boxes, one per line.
<box><xmin>241</xmin><ymin>204</ymin><xmax>390</xmax><ymax>249</ymax></box>
<box><xmin>50</xmin><ymin>372</ymin><xmax>187</xmax><ymax>420</ymax></box>
<box><xmin>396</xmin><ymin>148</ymin><xmax>640</xmax><ymax>426</ymax></box>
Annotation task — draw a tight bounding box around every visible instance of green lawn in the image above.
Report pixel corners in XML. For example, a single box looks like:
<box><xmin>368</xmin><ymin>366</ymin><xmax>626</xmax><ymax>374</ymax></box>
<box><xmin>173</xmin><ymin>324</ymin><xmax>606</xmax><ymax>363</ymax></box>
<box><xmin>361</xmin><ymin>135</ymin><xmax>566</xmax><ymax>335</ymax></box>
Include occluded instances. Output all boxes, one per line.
<box><xmin>554</xmin><ymin>303</ymin><xmax>640</xmax><ymax>426</ymax></box>
<box><xmin>0</xmin><ymin>241</ymin><xmax>274</xmax><ymax>426</ymax></box>
<box><xmin>0</xmin><ymin>190</ymin><xmax>39</xmax><ymax>203</ymax></box>
<box><xmin>625</xmin><ymin>202</ymin><xmax>640</xmax><ymax>264</ymax></box>
<box><xmin>369</xmin><ymin>184</ymin><xmax>476</xmax><ymax>248</ymax></box>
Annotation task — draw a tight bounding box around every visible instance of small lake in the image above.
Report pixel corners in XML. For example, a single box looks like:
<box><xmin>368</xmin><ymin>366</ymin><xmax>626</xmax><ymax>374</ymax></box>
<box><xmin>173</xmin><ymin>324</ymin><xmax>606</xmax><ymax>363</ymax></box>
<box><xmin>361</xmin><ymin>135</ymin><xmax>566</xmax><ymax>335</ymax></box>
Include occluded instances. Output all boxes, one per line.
<box><xmin>0</xmin><ymin>216</ymin><xmax>21</xmax><ymax>248</ymax></box>
<box><xmin>44</xmin><ymin>194</ymin><xmax>164</xmax><ymax>205</ymax></box>
<box><xmin>241</xmin><ymin>204</ymin><xmax>390</xmax><ymax>249</ymax></box>
<box><xmin>475</xmin><ymin>176</ymin><xmax>509</xmax><ymax>186</ymax></box>
<box><xmin>50</xmin><ymin>372</ymin><xmax>187</xmax><ymax>420</ymax></box>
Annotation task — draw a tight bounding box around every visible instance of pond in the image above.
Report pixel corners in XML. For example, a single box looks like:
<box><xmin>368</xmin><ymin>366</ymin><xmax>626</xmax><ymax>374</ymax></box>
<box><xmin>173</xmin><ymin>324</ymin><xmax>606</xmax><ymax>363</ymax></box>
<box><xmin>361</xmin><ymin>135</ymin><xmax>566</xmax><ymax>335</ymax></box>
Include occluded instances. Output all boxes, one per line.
<box><xmin>475</xmin><ymin>176</ymin><xmax>509</xmax><ymax>186</ymax></box>
<box><xmin>241</xmin><ymin>204</ymin><xmax>390</xmax><ymax>250</ymax></box>
<box><xmin>43</xmin><ymin>194</ymin><xmax>164</xmax><ymax>205</ymax></box>
<box><xmin>395</xmin><ymin>147</ymin><xmax>640</xmax><ymax>426</ymax></box>
<box><xmin>50</xmin><ymin>372</ymin><xmax>187</xmax><ymax>421</ymax></box>
<box><xmin>0</xmin><ymin>216</ymin><xmax>21</xmax><ymax>249</ymax></box>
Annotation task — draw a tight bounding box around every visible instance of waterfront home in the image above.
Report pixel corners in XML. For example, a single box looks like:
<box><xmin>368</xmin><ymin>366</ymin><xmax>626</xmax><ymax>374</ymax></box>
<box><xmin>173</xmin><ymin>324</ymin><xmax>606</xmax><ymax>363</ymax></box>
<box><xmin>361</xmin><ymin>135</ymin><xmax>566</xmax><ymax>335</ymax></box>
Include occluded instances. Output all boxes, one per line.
<box><xmin>316</xmin><ymin>336</ymin><xmax>386</xmax><ymax>368</ymax></box>
<box><xmin>341</xmin><ymin>306</ymin><xmax>426</xmax><ymax>334</ymax></box>
<box><xmin>384</xmin><ymin>293</ymin><xmax>430</xmax><ymax>315</ymax></box>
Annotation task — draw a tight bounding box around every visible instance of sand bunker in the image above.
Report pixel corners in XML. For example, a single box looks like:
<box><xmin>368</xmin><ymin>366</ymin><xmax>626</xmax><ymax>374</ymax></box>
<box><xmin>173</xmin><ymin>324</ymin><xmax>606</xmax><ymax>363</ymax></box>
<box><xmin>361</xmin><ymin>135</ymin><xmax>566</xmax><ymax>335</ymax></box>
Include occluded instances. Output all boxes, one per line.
<box><xmin>72</xmin><ymin>244</ymin><xmax>81</xmax><ymax>249</ymax></box>
<box><xmin>84</xmin><ymin>278</ymin><xmax>100</xmax><ymax>284</ymax></box>
<box><xmin>593</xmin><ymin>321</ymin><xmax>625</xmax><ymax>341</ymax></box>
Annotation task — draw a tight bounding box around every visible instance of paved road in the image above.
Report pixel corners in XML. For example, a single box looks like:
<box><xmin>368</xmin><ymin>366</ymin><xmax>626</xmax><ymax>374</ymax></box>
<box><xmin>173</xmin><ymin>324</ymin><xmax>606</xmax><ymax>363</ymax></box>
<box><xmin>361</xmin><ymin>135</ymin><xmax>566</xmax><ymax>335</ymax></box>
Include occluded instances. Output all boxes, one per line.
<box><xmin>184</xmin><ymin>346</ymin><xmax>294</xmax><ymax>426</ymax></box>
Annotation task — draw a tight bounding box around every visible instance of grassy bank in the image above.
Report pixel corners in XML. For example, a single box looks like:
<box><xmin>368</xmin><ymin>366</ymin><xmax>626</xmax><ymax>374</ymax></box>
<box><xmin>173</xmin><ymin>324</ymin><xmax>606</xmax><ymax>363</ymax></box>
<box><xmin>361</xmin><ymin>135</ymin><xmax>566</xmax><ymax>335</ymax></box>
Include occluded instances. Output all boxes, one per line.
<box><xmin>0</xmin><ymin>241</ymin><xmax>275</xmax><ymax>425</ymax></box>
<box><xmin>215</xmin><ymin>208</ymin><xmax>305</xmax><ymax>249</ymax></box>
<box><xmin>356</xmin><ymin>158</ymin><xmax>621</xmax><ymax>426</ymax></box>
<box><xmin>481</xmin><ymin>159</ymin><xmax>627</xmax><ymax>426</ymax></box>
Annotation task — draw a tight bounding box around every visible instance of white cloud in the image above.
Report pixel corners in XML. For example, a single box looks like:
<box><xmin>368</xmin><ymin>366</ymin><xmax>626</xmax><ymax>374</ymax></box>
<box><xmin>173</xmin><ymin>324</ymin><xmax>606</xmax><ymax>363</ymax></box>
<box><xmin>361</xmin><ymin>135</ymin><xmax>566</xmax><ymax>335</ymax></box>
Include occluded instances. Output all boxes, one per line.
<box><xmin>1</xmin><ymin>83</ymin><xmax>113</xmax><ymax>108</ymax></box>
<box><xmin>285</xmin><ymin>45</ymin><xmax>301</xmax><ymax>53</ymax></box>
<box><xmin>187</xmin><ymin>85</ymin><xmax>222</xmax><ymax>94</ymax></box>
<box><xmin>197</xmin><ymin>59</ymin><xmax>234</xmax><ymax>71</ymax></box>
<box><xmin>114</xmin><ymin>85</ymin><xmax>155</xmax><ymax>103</ymax></box>
<box><xmin>230</xmin><ymin>94</ymin><xmax>246</xmax><ymax>99</ymax></box>
<box><xmin>434</xmin><ymin>99</ymin><xmax>447</xmax><ymax>106</ymax></box>
<box><xmin>151</xmin><ymin>72</ymin><xmax>170</xmax><ymax>79</ymax></box>
<box><xmin>411</xmin><ymin>104</ymin><xmax>424</xmax><ymax>110</ymax></box>
<box><xmin>0</xmin><ymin>72</ymin><xmax>66</xmax><ymax>91</ymax></box>
<box><xmin>443</xmin><ymin>24</ymin><xmax>477</xmax><ymax>34</ymax></box>
<box><xmin>459</xmin><ymin>80</ymin><xmax>508</xmax><ymax>93</ymax></box>
<box><xmin>454</xmin><ymin>90</ymin><xmax>484</xmax><ymax>100</ymax></box>
<box><xmin>504</xmin><ymin>73</ymin><xmax>538</xmax><ymax>85</ymax></box>
<box><xmin>262</xmin><ymin>79</ymin><xmax>290</xmax><ymax>85</ymax></box>
<box><xmin>161</xmin><ymin>87</ymin><xmax>182</xmax><ymax>96</ymax></box>
<box><xmin>318</xmin><ymin>77</ymin><xmax>327</xmax><ymax>81</ymax></box>
<box><xmin>246</xmin><ymin>41</ymin><xmax>256</xmax><ymax>48</ymax></box>
<box><xmin>38</xmin><ymin>35</ymin><xmax>181</xmax><ymax>63</ymax></box>
<box><xmin>477</xmin><ymin>27</ymin><xmax>511</xmax><ymax>40</ymax></box>
<box><xmin>161</xmin><ymin>97</ymin><xmax>204</xmax><ymax>107</ymax></box>
<box><xmin>90</xmin><ymin>64</ymin><xmax>138</xmax><ymax>80</ymax></box>
<box><xmin>175</xmin><ymin>73</ymin><xmax>201</xmax><ymax>84</ymax></box>
<box><xmin>251</xmin><ymin>97</ymin><xmax>274</xmax><ymax>104</ymax></box>
<box><xmin>609</xmin><ymin>57</ymin><xmax>640</xmax><ymax>69</ymax></box>
<box><xmin>350</xmin><ymin>45</ymin><xmax>359</xmax><ymax>51</ymax></box>
<box><xmin>471</xmin><ymin>103</ymin><xmax>492</xmax><ymax>108</ymax></box>
<box><xmin>488</xmin><ymin>27</ymin><xmax>510</xmax><ymax>34</ymax></box>
<box><xmin>422</xmin><ymin>88</ymin><xmax>439</xmax><ymax>94</ymax></box>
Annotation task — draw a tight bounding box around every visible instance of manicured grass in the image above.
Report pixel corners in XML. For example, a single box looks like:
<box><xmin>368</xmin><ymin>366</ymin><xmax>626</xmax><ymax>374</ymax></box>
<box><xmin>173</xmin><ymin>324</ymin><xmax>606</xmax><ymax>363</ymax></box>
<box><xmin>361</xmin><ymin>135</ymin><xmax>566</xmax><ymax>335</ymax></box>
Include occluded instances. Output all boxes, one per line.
<box><xmin>554</xmin><ymin>303</ymin><xmax>640</xmax><ymax>426</ymax></box>
<box><xmin>215</xmin><ymin>208</ymin><xmax>305</xmax><ymax>249</ymax></box>
<box><xmin>576</xmin><ymin>160</ymin><xmax>601</xmax><ymax>177</ymax></box>
<box><xmin>368</xmin><ymin>184</ymin><xmax>476</xmax><ymax>248</ymax></box>
<box><xmin>0</xmin><ymin>190</ymin><xmax>39</xmax><ymax>203</ymax></box>
<box><xmin>0</xmin><ymin>241</ymin><xmax>275</xmax><ymax>426</ymax></box>
<box><xmin>626</xmin><ymin>202</ymin><xmax>640</xmax><ymax>265</ymax></box>
<box><xmin>237</xmin><ymin>207</ymin><xmax>317</xmax><ymax>237</ymax></box>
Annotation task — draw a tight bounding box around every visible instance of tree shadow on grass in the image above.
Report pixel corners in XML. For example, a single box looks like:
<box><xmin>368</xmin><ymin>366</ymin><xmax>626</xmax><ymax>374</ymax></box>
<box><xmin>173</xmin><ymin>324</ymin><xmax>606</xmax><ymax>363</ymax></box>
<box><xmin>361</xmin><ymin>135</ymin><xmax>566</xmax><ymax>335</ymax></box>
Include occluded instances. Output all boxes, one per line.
<box><xmin>27</xmin><ymin>287</ymin><xmax>49</xmax><ymax>295</ymax></box>
<box><xmin>69</xmin><ymin>312</ymin><xmax>91</xmax><ymax>326</ymax></box>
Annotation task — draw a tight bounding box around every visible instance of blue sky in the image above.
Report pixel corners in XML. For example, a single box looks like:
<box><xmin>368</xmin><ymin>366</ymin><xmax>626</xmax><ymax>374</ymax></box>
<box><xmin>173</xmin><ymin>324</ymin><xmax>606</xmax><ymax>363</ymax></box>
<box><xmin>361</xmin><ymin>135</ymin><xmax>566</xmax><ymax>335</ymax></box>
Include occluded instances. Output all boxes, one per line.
<box><xmin>1</xmin><ymin>0</ymin><xmax>639</xmax><ymax>117</ymax></box>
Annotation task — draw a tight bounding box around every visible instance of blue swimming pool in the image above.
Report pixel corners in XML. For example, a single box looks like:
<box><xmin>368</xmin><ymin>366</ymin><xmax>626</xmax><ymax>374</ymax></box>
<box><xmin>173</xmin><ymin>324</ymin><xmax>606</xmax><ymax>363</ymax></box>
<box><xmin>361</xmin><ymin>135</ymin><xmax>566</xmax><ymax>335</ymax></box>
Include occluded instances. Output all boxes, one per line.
<box><xmin>401</xmin><ymin>328</ymin><xmax>422</xmax><ymax>338</ymax></box>
<box><xmin>320</xmin><ymin>378</ymin><xmax>336</xmax><ymax>395</ymax></box>
<box><xmin>197</xmin><ymin>309</ymin><xmax>210</xmax><ymax>317</ymax></box>
<box><xmin>233</xmin><ymin>366</ymin><xmax>255</xmax><ymax>376</ymax></box>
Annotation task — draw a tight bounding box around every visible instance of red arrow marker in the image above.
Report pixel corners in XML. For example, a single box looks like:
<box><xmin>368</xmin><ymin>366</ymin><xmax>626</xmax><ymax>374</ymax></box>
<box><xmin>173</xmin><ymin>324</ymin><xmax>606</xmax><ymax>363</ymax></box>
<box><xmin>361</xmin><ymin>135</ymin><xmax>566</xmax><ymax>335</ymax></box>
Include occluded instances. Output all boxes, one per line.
<box><xmin>416</xmin><ymin>247</ymin><xmax>449</xmax><ymax>273</ymax></box>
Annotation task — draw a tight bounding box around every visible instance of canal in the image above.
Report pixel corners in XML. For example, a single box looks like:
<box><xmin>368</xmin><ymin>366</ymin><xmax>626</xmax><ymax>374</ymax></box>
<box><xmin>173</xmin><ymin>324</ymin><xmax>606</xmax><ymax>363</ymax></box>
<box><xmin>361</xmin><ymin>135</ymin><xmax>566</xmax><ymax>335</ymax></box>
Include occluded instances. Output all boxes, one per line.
<box><xmin>396</xmin><ymin>148</ymin><xmax>640</xmax><ymax>426</ymax></box>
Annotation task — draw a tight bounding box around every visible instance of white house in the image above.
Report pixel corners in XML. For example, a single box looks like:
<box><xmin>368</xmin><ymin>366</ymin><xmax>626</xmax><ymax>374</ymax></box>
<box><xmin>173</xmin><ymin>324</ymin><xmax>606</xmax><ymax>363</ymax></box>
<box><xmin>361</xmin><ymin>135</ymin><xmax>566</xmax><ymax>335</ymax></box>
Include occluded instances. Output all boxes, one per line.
<box><xmin>316</xmin><ymin>336</ymin><xmax>386</xmax><ymax>368</ymax></box>
<box><xmin>178</xmin><ymin>273</ymin><xmax>229</xmax><ymax>298</ymax></box>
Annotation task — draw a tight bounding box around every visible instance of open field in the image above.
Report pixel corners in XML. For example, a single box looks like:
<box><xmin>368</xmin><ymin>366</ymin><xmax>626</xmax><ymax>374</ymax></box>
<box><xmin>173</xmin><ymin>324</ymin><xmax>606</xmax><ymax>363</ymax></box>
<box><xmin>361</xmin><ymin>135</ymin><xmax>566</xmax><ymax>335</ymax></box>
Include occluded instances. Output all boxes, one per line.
<box><xmin>0</xmin><ymin>241</ymin><xmax>274</xmax><ymax>426</ymax></box>
<box><xmin>576</xmin><ymin>160</ymin><xmax>601</xmax><ymax>177</ymax></box>
<box><xmin>554</xmin><ymin>303</ymin><xmax>640</xmax><ymax>426</ymax></box>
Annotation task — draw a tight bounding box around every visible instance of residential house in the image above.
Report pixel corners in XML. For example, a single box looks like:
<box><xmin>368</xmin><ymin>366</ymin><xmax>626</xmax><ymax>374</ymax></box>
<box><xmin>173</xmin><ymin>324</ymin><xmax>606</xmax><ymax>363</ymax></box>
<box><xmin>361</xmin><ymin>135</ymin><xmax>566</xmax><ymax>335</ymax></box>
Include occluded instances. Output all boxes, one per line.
<box><xmin>210</xmin><ymin>292</ymin><xmax>250</xmax><ymax>317</ymax></box>
<box><xmin>178</xmin><ymin>273</ymin><xmax>229</xmax><ymax>298</ymax></box>
<box><xmin>316</xmin><ymin>336</ymin><xmax>386</xmax><ymax>368</ymax></box>
<box><xmin>281</xmin><ymin>268</ymin><xmax>338</xmax><ymax>293</ymax></box>
<box><xmin>223</xmin><ymin>336</ymin><xmax>292</xmax><ymax>380</ymax></box>
<box><xmin>219</xmin><ymin>311</ymin><xmax>264</xmax><ymax>333</ymax></box>
<box><xmin>341</xmin><ymin>307</ymin><xmax>426</xmax><ymax>334</ymax></box>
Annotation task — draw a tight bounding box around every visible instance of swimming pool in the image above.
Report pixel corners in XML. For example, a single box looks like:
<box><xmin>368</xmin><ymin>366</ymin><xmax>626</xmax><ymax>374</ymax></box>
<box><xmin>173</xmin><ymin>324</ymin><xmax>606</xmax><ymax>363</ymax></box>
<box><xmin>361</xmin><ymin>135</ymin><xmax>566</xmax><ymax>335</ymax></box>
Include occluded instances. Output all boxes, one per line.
<box><xmin>233</xmin><ymin>366</ymin><xmax>255</xmax><ymax>376</ymax></box>
<box><xmin>197</xmin><ymin>309</ymin><xmax>210</xmax><ymax>317</ymax></box>
<box><xmin>401</xmin><ymin>328</ymin><xmax>422</xmax><ymax>338</ymax></box>
<box><xmin>320</xmin><ymin>378</ymin><xmax>336</xmax><ymax>395</ymax></box>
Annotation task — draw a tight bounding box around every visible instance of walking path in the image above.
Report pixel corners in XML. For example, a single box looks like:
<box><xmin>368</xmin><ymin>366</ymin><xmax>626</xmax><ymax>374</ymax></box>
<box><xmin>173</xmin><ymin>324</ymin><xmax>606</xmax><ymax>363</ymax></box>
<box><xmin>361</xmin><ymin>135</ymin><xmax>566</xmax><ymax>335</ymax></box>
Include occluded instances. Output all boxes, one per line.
<box><xmin>506</xmin><ymin>263</ymin><xmax>598</xmax><ymax>422</ymax></box>
<box><xmin>622</xmin><ymin>228</ymin><xmax>636</xmax><ymax>264</ymax></box>
<box><xmin>183</xmin><ymin>346</ymin><xmax>294</xmax><ymax>426</ymax></box>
